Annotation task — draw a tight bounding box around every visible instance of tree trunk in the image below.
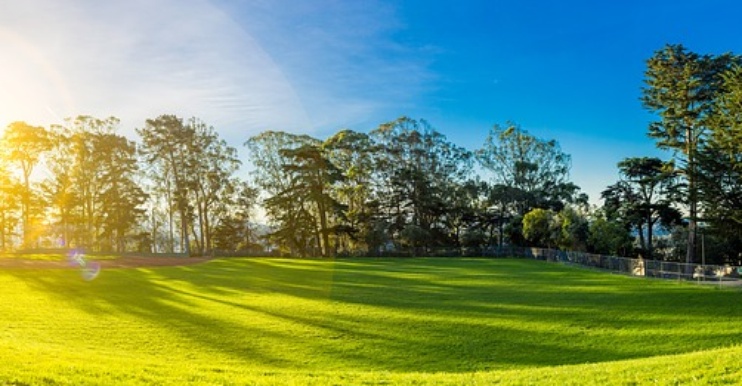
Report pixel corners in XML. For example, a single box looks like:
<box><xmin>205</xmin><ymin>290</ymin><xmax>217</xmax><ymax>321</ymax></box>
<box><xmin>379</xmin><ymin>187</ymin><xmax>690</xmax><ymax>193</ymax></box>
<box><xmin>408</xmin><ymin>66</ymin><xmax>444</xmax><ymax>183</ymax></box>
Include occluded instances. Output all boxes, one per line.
<box><xmin>686</xmin><ymin>126</ymin><xmax>697</xmax><ymax>265</ymax></box>
<box><xmin>637</xmin><ymin>224</ymin><xmax>647</xmax><ymax>259</ymax></box>
<box><xmin>647</xmin><ymin>217</ymin><xmax>654</xmax><ymax>260</ymax></box>
<box><xmin>22</xmin><ymin>179</ymin><xmax>30</xmax><ymax>248</ymax></box>
<box><xmin>0</xmin><ymin>211</ymin><xmax>5</xmax><ymax>251</ymax></box>
<box><xmin>318</xmin><ymin>199</ymin><xmax>329</xmax><ymax>257</ymax></box>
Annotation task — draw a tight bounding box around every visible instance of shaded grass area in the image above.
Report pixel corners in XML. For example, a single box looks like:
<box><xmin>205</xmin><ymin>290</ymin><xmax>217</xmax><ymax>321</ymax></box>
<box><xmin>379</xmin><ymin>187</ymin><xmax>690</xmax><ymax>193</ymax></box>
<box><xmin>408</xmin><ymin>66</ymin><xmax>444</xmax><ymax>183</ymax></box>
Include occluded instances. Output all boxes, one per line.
<box><xmin>0</xmin><ymin>257</ymin><xmax>741</xmax><ymax>384</ymax></box>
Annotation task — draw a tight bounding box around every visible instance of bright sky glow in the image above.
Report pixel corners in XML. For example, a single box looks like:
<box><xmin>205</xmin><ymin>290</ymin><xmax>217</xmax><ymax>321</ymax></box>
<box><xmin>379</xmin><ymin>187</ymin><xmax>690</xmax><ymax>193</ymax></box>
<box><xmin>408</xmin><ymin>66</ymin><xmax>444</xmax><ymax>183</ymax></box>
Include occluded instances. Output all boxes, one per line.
<box><xmin>2</xmin><ymin>0</ymin><xmax>742</xmax><ymax>204</ymax></box>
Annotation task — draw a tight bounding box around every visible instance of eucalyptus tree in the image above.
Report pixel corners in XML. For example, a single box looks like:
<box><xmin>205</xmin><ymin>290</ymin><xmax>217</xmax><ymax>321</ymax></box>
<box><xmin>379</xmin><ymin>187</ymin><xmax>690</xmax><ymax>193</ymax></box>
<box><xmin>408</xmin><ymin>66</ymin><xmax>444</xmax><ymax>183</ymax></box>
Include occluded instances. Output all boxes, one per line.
<box><xmin>370</xmin><ymin>117</ymin><xmax>472</xmax><ymax>250</ymax></box>
<box><xmin>64</xmin><ymin>116</ymin><xmax>112</xmax><ymax>248</ymax></box>
<box><xmin>44</xmin><ymin>126</ymin><xmax>78</xmax><ymax>248</ymax></box>
<box><xmin>138</xmin><ymin>115</ymin><xmax>241</xmax><ymax>255</ymax></box>
<box><xmin>444</xmin><ymin>179</ymin><xmax>487</xmax><ymax>249</ymax></box>
<box><xmin>477</xmin><ymin>123</ymin><xmax>577</xmax><ymax>216</ymax></box>
<box><xmin>0</xmin><ymin>162</ymin><xmax>19</xmax><ymax>250</ymax></box>
<box><xmin>184</xmin><ymin>118</ymin><xmax>241</xmax><ymax>254</ymax></box>
<box><xmin>602</xmin><ymin>157</ymin><xmax>682</xmax><ymax>259</ymax></box>
<box><xmin>641</xmin><ymin>44</ymin><xmax>740</xmax><ymax>263</ymax></box>
<box><xmin>246</xmin><ymin>131</ymin><xmax>322</xmax><ymax>256</ymax></box>
<box><xmin>95</xmin><ymin>133</ymin><xmax>147</xmax><ymax>252</ymax></box>
<box><xmin>138</xmin><ymin>115</ymin><xmax>195</xmax><ymax>254</ymax></box>
<box><xmin>44</xmin><ymin>116</ymin><xmax>146</xmax><ymax>251</ymax></box>
<box><xmin>484</xmin><ymin>184</ymin><xmax>525</xmax><ymax>246</ymax></box>
<box><xmin>1</xmin><ymin>121</ymin><xmax>51</xmax><ymax>247</ymax></box>
<box><xmin>323</xmin><ymin>130</ymin><xmax>375</xmax><ymax>253</ymax></box>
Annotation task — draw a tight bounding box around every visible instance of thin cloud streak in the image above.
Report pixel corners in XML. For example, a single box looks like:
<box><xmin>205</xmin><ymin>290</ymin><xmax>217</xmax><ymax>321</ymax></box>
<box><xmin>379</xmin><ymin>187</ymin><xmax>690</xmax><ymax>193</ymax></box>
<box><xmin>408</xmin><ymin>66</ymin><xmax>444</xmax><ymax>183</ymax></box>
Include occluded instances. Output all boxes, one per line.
<box><xmin>0</xmin><ymin>0</ymin><xmax>312</xmax><ymax>142</ymax></box>
<box><xmin>221</xmin><ymin>0</ymin><xmax>437</xmax><ymax>132</ymax></box>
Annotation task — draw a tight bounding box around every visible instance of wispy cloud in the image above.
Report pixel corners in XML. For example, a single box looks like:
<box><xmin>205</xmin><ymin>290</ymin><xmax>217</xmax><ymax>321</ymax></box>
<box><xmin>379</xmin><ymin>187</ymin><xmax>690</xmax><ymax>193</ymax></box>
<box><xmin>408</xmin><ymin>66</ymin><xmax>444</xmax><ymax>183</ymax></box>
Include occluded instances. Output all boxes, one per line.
<box><xmin>0</xmin><ymin>0</ymin><xmax>309</xmax><ymax>143</ymax></box>
<box><xmin>219</xmin><ymin>0</ymin><xmax>437</xmax><ymax>132</ymax></box>
<box><xmin>0</xmin><ymin>0</ymin><xmax>435</xmax><ymax>144</ymax></box>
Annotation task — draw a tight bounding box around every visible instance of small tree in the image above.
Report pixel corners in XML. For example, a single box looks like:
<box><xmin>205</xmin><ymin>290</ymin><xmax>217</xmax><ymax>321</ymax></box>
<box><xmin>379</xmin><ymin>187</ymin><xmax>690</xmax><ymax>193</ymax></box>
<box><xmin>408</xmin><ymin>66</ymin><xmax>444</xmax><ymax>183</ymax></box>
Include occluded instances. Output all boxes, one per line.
<box><xmin>522</xmin><ymin>208</ymin><xmax>558</xmax><ymax>248</ymax></box>
<box><xmin>587</xmin><ymin>212</ymin><xmax>633</xmax><ymax>256</ymax></box>
<box><xmin>555</xmin><ymin>207</ymin><xmax>589</xmax><ymax>251</ymax></box>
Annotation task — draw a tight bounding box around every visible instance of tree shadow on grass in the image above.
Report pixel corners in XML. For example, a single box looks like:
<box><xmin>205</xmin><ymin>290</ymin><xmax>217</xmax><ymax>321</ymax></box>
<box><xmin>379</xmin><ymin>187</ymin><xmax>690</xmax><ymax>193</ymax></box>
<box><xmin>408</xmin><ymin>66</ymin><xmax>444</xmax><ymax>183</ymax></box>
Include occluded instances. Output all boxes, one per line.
<box><xmin>128</xmin><ymin>257</ymin><xmax>742</xmax><ymax>369</ymax></box>
<box><xmin>0</xmin><ymin>266</ymin><xmax>300</xmax><ymax>369</ymax></box>
<box><xmin>3</xmin><ymin>257</ymin><xmax>742</xmax><ymax>373</ymax></box>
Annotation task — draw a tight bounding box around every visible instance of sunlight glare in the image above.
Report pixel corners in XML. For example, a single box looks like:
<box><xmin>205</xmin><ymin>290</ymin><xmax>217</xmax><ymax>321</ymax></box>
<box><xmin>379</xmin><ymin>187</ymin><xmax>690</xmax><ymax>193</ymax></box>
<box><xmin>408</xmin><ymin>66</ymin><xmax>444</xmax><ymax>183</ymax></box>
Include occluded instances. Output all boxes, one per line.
<box><xmin>0</xmin><ymin>28</ymin><xmax>75</xmax><ymax>131</ymax></box>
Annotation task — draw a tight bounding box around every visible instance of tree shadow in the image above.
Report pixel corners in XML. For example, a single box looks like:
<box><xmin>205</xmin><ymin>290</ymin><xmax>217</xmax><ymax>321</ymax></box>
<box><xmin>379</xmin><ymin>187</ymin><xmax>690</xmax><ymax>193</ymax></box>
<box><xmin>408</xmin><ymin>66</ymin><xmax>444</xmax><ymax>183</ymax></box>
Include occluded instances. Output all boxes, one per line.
<box><xmin>3</xmin><ymin>257</ymin><xmax>742</xmax><ymax>373</ymax></box>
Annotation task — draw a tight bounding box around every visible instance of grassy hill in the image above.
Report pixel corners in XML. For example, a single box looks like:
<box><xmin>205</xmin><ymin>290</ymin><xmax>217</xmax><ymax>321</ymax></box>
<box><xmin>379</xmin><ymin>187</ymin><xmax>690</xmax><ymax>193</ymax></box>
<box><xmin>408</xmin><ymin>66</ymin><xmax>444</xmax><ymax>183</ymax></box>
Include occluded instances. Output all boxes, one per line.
<box><xmin>0</xmin><ymin>257</ymin><xmax>740</xmax><ymax>385</ymax></box>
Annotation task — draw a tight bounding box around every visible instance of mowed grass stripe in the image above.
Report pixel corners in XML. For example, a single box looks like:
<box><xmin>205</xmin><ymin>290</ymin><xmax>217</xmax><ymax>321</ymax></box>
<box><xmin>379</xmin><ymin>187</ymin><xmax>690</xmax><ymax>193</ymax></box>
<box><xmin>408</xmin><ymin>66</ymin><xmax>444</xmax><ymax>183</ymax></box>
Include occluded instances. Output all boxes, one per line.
<box><xmin>0</xmin><ymin>257</ymin><xmax>740</xmax><ymax>385</ymax></box>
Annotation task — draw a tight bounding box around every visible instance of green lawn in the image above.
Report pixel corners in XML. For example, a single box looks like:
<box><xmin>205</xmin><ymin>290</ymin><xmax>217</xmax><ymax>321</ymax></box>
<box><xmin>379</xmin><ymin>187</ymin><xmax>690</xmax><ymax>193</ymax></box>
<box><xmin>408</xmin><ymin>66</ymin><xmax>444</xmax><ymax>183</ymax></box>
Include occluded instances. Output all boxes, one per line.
<box><xmin>0</xmin><ymin>257</ymin><xmax>740</xmax><ymax>385</ymax></box>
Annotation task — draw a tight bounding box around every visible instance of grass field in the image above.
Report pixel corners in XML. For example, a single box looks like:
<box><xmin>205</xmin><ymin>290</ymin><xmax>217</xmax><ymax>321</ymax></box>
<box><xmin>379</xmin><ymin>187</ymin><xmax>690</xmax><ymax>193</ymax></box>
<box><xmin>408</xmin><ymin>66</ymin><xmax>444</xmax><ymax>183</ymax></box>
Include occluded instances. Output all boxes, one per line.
<box><xmin>0</xmin><ymin>257</ymin><xmax>740</xmax><ymax>385</ymax></box>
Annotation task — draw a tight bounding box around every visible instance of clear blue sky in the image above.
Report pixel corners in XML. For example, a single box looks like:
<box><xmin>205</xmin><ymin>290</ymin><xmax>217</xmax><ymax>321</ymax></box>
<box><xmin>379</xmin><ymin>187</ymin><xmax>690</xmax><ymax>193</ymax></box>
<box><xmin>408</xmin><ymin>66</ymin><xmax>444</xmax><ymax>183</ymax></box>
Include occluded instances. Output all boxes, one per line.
<box><xmin>3</xmin><ymin>0</ymin><xmax>742</xmax><ymax>204</ymax></box>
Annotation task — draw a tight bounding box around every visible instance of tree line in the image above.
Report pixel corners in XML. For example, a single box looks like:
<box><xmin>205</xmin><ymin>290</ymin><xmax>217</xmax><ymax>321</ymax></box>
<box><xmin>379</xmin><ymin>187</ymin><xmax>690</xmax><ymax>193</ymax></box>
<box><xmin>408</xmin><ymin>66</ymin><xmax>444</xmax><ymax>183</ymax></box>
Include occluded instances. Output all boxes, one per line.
<box><xmin>0</xmin><ymin>115</ymin><xmax>257</xmax><ymax>255</ymax></box>
<box><xmin>1</xmin><ymin>43</ymin><xmax>741</xmax><ymax>264</ymax></box>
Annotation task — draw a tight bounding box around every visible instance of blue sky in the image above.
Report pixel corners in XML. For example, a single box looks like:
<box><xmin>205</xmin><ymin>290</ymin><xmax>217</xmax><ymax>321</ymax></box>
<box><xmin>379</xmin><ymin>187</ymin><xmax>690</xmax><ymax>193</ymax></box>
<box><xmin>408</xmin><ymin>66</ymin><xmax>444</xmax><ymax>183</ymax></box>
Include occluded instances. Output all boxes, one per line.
<box><xmin>2</xmin><ymin>0</ymin><xmax>742</xmax><ymax>204</ymax></box>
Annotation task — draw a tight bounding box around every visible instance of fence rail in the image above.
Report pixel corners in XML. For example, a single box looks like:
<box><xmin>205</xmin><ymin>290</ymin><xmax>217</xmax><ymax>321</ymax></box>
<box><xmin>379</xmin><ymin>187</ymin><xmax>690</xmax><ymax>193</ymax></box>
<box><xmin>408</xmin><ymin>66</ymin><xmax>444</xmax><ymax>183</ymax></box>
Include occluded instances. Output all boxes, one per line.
<box><xmin>482</xmin><ymin>246</ymin><xmax>742</xmax><ymax>286</ymax></box>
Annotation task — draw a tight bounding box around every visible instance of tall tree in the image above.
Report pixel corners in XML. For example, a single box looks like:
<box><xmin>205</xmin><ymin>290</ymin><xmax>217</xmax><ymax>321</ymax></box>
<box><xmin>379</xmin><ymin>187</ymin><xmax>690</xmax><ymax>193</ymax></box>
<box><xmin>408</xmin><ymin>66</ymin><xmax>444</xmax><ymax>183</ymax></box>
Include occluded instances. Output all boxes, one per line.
<box><xmin>477</xmin><ymin>123</ymin><xmax>579</xmax><ymax>216</ymax></box>
<box><xmin>1</xmin><ymin>122</ymin><xmax>51</xmax><ymax>247</ymax></box>
<box><xmin>95</xmin><ymin>133</ymin><xmax>147</xmax><ymax>252</ymax></box>
<box><xmin>695</xmin><ymin>147</ymin><xmax>742</xmax><ymax>262</ymax></box>
<box><xmin>709</xmin><ymin>64</ymin><xmax>742</xmax><ymax>163</ymax></box>
<box><xmin>280</xmin><ymin>144</ymin><xmax>345</xmax><ymax>257</ymax></box>
<box><xmin>641</xmin><ymin>44</ymin><xmax>739</xmax><ymax>263</ymax></box>
<box><xmin>45</xmin><ymin>116</ymin><xmax>146</xmax><ymax>251</ymax></box>
<box><xmin>138</xmin><ymin>115</ymin><xmax>194</xmax><ymax>254</ymax></box>
<box><xmin>43</xmin><ymin>128</ymin><xmax>77</xmax><ymax>248</ymax></box>
<box><xmin>370</xmin><ymin>117</ymin><xmax>472</xmax><ymax>251</ymax></box>
<box><xmin>246</xmin><ymin>131</ymin><xmax>321</xmax><ymax>256</ymax></box>
<box><xmin>698</xmin><ymin>65</ymin><xmax>742</xmax><ymax>260</ymax></box>
<box><xmin>184</xmin><ymin>118</ymin><xmax>241</xmax><ymax>254</ymax></box>
<box><xmin>0</xmin><ymin>161</ymin><xmax>20</xmax><ymax>250</ymax></box>
<box><xmin>324</xmin><ymin>130</ymin><xmax>375</xmax><ymax>253</ymax></box>
<box><xmin>484</xmin><ymin>184</ymin><xmax>526</xmax><ymax>246</ymax></box>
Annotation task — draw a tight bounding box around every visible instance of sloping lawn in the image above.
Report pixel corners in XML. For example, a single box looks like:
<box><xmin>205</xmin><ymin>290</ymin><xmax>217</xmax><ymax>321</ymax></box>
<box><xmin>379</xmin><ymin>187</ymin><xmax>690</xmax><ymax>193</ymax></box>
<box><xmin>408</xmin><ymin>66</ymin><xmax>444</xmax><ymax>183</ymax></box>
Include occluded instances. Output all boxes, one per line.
<box><xmin>0</xmin><ymin>257</ymin><xmax>740</xmax><ymax>385</ymax></box>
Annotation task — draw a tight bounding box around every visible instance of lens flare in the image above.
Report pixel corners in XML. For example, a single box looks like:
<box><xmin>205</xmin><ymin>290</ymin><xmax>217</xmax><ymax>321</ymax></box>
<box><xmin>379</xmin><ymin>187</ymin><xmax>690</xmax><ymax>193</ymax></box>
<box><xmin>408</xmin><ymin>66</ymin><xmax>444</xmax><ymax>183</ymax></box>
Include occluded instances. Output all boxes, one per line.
<box><xmin>81</xmin><ymin>261</ymin><xmax>101</xmax><ymax>281</ymax></box>
<box><xmin>68</xmin><ymin>250</ymin><xmax>101</xmax><ymax>281</ymax></box>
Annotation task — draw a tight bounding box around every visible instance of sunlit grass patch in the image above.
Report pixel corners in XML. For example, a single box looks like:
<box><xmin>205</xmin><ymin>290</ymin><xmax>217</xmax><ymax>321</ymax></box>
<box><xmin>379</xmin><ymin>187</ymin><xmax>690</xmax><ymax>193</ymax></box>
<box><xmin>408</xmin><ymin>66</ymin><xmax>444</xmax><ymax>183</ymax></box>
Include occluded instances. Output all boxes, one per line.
<box><xmin>0</xmin><ymin>252</ymin><xmax>119</xmax><ymax>261</ymax></box>
<box><xmin>0</xmin><ymin>257</ymin><xmax>740</xmax><ymax>384</ymax></box>
<box><xmin>0</xmin><ymin>252</ymin><xmax>67</xmax><ymax>261</ymax></box>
